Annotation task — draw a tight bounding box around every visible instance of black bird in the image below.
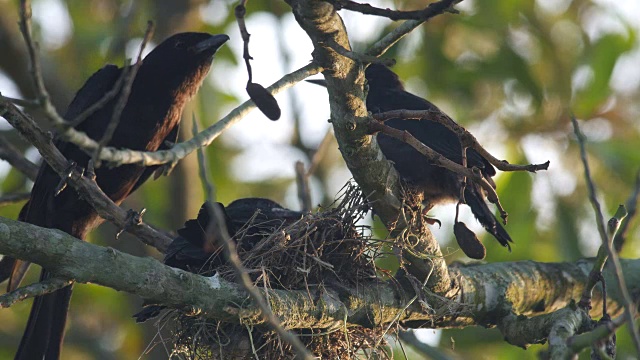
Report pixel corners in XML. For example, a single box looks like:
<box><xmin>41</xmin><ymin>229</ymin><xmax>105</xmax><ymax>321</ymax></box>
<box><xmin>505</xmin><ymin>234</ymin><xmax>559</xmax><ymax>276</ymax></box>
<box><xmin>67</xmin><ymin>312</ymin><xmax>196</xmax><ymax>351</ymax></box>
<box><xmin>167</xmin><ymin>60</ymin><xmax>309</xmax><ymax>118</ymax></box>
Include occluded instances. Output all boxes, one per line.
<box><xmin>1</xmin><ymin>32</ymin><xmax>229</xmax><ymax>360</ymax></box>
<box><xmin>134</xmin><ymin>198</ymin><xmax>303</xmax><ymax>322</ymax></box>
<box><xmin>365</xmin><ymin>64</ymin><xmax>512</xmax><ymax>250</ymax></box>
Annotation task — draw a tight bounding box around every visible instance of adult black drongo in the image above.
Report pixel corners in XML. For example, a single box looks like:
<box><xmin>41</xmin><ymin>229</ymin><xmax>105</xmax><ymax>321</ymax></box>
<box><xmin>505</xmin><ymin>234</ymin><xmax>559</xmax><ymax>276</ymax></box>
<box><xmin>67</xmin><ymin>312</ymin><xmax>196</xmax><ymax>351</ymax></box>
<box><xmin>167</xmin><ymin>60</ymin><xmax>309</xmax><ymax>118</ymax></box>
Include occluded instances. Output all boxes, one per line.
<box><xmin>4</xmin><ymin>32</ymin><xmax>229</xmax><ymax>360</ymax></box>
<box><xmin>134</xmin><ymin>198</ymin><xmax>303</xmax><ymax>322</ymax></box>
<box><xmin>365</xmin><ymin>64</ymin><xmax>512</xmax><ymax>250</ymax></box>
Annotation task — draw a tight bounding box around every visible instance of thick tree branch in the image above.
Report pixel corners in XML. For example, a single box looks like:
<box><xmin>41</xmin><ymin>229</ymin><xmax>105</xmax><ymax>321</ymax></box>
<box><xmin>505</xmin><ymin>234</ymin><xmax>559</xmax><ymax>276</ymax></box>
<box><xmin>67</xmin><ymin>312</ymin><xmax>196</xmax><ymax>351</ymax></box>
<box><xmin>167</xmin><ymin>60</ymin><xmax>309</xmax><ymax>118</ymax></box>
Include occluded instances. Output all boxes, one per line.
<box><xmin>287</xmin><ymin>0</ymin><xmax>453</xmax><ymax>296</ymax></box>
<box><xmin>2</xmin><ymin>217</ymin><xmax>639</xmax><ymax>337</ymax></box>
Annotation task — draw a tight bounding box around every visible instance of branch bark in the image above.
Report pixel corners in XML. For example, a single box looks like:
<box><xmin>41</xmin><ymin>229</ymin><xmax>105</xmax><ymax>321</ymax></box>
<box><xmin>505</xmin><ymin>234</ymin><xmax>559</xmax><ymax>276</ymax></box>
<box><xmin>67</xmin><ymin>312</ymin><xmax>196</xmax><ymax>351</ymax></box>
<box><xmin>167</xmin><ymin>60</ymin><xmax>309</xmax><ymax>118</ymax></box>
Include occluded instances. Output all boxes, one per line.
<box><xmin>1</xmin><ymin>216</ymin><xmax>638</xmax><ymax>337</ymax></box>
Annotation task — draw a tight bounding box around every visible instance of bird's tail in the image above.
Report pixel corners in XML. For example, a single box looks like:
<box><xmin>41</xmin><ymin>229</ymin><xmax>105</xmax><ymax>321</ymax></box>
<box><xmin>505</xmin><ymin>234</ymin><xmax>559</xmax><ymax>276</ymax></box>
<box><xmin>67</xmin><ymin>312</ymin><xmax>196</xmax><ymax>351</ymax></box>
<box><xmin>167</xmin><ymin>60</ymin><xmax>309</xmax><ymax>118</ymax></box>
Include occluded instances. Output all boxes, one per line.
<box><xmin>15</xmin><ymin>270</ymin><xmax>73</xmax><ymax>360</ymax></box>
<box><xmin>464</xmin><ymin>186</ymin><xmax>512</xmax><ymax>250</ymax></box>
<box><xmin>14</xmin><ymin>199</ymin><xmax>76</xmax><ymax>360</ymax></box>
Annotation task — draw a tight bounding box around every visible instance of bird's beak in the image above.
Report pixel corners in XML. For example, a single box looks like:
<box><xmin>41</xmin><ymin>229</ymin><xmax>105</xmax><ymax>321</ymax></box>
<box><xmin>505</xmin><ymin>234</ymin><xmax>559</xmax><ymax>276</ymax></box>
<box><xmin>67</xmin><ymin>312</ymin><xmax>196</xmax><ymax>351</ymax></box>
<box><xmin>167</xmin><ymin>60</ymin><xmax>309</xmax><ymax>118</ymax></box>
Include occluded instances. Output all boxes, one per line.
<box><xmin>306</xmin><ymin>79</ymin><xmax>327</xmax><ymax>88</ymax></box>
<box><xmin>193</xmin><ymin>34</ymin><xmax>230</xmax><ymax>54</ymax></box>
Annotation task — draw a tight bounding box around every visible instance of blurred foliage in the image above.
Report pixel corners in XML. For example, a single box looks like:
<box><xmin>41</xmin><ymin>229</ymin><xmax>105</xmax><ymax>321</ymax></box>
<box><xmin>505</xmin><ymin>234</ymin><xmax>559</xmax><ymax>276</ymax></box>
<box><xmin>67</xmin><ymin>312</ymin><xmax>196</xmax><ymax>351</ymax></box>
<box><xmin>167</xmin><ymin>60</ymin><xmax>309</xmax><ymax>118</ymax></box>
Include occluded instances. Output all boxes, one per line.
<box><xmin>0</xmin><ymin>0</ymin><xmax>639</xmax><ymax>359</ymax></box>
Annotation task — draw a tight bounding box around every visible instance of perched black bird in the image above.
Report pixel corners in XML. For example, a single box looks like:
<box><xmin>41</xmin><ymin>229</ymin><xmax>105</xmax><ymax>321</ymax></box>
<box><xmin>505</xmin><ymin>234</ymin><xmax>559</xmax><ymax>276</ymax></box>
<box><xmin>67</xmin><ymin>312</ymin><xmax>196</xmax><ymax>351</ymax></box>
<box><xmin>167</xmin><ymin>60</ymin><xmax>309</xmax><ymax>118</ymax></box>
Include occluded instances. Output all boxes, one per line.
<box><xmin>2</xmin><ymin>32</ymin><xmax>229</xmax><ymax>360</ymax></box>
<box><xmin>365</xmin><ymin>64</ymin><xmax>512</xmax><ymax>250</ymax></box>
<box><xmin>134</xmin><ymin>198</ymin><xmax>303</xmax><ymax>322</ymax></box>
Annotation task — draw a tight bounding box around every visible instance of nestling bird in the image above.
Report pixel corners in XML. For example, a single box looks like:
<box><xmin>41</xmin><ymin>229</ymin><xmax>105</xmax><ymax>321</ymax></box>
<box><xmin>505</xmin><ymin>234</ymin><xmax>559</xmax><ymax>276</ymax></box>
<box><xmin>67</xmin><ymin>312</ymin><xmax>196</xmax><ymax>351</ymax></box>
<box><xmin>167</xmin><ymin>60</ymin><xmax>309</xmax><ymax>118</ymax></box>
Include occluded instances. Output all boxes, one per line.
<box><xmin>1</xmin><ymin>32</ymin><xmax>229</xmax><ymax>360</ymax></box>
<box><xmin>134</xmin><ymin>198</ymin><xmax>303</xmax><ymax>322</ymax></box>
<box><xmin>365</xmin><ymin>64</ymin><xmax>512</xmax><ymax>252</ymax></box>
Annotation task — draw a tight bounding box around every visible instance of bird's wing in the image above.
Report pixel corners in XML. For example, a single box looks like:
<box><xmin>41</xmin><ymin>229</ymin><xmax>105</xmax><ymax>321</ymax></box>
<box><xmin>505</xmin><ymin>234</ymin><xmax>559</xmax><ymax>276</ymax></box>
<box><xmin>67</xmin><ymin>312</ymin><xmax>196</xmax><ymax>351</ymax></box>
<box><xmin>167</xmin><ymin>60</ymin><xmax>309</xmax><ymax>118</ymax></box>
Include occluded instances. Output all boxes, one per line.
<box><xmin>374</xmin><ymin>89</ymin><xmax>492</xmax><ymax>172</ymax></box>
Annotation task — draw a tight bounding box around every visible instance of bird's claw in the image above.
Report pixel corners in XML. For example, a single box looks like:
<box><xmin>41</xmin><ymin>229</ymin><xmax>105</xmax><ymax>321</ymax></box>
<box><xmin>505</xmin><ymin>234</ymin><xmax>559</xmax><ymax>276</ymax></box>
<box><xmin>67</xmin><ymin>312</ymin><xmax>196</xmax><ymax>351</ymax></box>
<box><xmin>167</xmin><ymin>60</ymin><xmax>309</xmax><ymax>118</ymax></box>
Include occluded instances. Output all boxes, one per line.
<box><xmin>54</xmin><ymin>161</ymin><xmax>83</xmax><ymax>196</ymax></box>
<box><xmin>116</xmin><ymin>208</ymin><xmax>147</xmax><ymax>239</ymax></box>
<box><xmin>420</xmin><ymin>207</ymin><xmax>441</xmax><ymax>228</ymax></box>
<box><xmin>85</xmin><ymin>159</ymin><xmax>97</xmax><ymax>181</ymax></box>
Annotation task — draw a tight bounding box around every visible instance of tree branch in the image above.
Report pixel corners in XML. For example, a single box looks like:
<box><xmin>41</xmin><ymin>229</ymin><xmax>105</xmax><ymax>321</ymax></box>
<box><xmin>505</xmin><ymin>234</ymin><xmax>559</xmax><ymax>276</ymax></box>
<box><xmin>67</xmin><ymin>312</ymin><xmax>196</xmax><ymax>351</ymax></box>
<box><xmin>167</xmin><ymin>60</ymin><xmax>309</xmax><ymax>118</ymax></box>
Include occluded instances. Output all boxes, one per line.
<box><xmin>287</xmin><ymin>0</ymin><xmax>453</xmax><ymax>297</ymax></box>
<box><xmin>0</xmin><ymin>98</ymin><xmax>173</xmax><ymax>252</ymax></box>
<box><xmin>1</xmin><ymin>216</ymin><xmax>638</xmax><ymax>334</ymax></box>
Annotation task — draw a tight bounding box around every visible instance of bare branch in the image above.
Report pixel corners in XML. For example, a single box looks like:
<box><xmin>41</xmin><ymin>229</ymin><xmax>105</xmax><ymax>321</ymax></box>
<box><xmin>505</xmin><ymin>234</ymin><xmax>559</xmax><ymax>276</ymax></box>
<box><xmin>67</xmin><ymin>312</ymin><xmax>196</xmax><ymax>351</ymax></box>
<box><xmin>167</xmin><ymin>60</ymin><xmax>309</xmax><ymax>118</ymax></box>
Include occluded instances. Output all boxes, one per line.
<box><xmin>614</xmin><ymin>169</ymin><xmax>640</xmax><ymax>252</ymax></box>
<box><xmin>61</xmin><ymin>63</ymin><xmax>322</xmax><ymax>166</ymax></box>
<box><xmin>0</xmin><ymin>98</ymin><xmax>172</xmax><ymax>252</ymax></box>
<box><xmin>363</xmin><ymin>0</ymin><xmax>461</xmax><ymax>58</ymax></box>
<box><xmin>1</xmin><ymin>215</ymin><xmax>639</xmax><ymax>331</ymax></box>
<box><xmin>92</xmin><ymin>21</ymin><xmax>154</xmax><ymax>164</ymax></box>
<box><xmin>0</xmin><ymin>277</ymin><xmax>72</xmax><ymax>308</ymax></box>
<box><xmin>0</xmin><ymin>192</ymin><xmax>31</xmax><ymax>207</ymax></box>
<box><xmin>370</xmin><ymin>120</ymin><xmax>508</xmax><ymax>221</ymax></box>
<box><xmin>0</xmin><ymin>134</ymin><xmax>39</xmax><ymax>180</ymax></box>
<box><xmin>372</xmin><ymin>109</ymin><xmax>550</xmax><ymax>173</ymax></box>
<box><xmin>571</xmin><ymin>115</ymin><xmax>640</xmax><ymax>354</ymax></box>
<box><xmin>330</xmin><ymin>0</ymin><xmax>460</xmax><ymax>21</ymax></box>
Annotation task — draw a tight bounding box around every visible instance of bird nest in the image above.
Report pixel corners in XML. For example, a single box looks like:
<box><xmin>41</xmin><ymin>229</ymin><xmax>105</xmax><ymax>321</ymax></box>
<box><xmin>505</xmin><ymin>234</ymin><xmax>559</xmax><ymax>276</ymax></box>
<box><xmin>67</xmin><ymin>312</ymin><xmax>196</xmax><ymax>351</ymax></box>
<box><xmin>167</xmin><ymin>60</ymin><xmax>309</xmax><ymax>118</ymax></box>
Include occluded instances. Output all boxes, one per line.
<box><xmin>152</xmin><ymin>183</ymin><xmax>396</xmax><ymax>359</ymax></box>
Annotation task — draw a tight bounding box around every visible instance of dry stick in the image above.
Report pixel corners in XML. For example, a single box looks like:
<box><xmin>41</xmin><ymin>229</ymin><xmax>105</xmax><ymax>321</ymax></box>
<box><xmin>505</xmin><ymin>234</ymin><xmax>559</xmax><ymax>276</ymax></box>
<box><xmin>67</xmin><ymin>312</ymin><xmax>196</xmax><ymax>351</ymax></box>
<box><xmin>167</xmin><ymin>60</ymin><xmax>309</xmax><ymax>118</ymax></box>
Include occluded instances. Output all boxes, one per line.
<box><xmin>364</xmin><ymin>0</ymin><xmax>461</xmax><ymax>58</ymax></box>
<box><xmin>0</xmin><ymin>99</ymin><xmax>173</xmax><ymax>251</ymax></box>
<box><xmin>0</xmin><ymin>134</ymin><xmax>39</xmax><ymax>180</ymax></box>
<box><xmin>18</xmin><ymin>0</ymin><xmax>58</xmax><ymax>119</ymax></box>
<box><xmin>579</xmin><ymin>205</ymin><xmax>626</xmax><ymax>310</ymax></box>
<box><xmin>0</xmin><ymin>95</ymin><xmax>40</xmax><ymax>108</ymax></box>
<box><xmin>330</xmin><ymin>0</ymin><xmax>460</xmax><ymax>21</ymax></box>
<box><xmin>370</xmin><ymin>120</ymin><xmax>508</xmax><ymax>222</ymax></box>
<box><xmin>0</xmin><ymin>192</ymin><xmax>31</xmax><ymax>207</ymax></box>
<box><xmin>614</xmin><ymin>170</ymin><xmax>640</xmax><ymax>252</ymax></box>
<box><xmin>0</xmin><ymin>277</ymin><xmax>72</xmax><ymax>308</ymax></box>
<box><xmin>192</xmin><ymin>137</ymin><xmax>313</xmax><ymax>359</ymax></box>
<box><xmin>571</xmin><ymin>115</ymin><xmax>640</xmax><ymax>354</ymax></box>
<box><xmin>235</xmin><ymin>0</ymin><xmax>253</xmax><ymax>84</ymax></box>
<box><xmin>192</xmin><ymin>114</ymin><xmax>215</xmax><ymax>202</ymax></box>
<box><xmin>68</xmin><ymin>70</ymin><xmax>128</xmax><ymax>127</ymax></box>
<box><xmin>295</xmin><ymin>161</ymin><xmax>312</xmax><ymax>212</ymax></box>
<box><xmin>372</xmin><ymin>109</ymin><xmax>550</xmax><ymax>173</ymax></box>
<box><xmin>93</xmin><ymin>21</ymin><xmax>154</xmax><ymax>165</ymax></box>
<box><xmin>324</xmin><ymin>38</ymin><xmax>396</xmax><ymax>66</ymax></box>
<box><xmin>568</xmin><ymin>314</ymin><xmax>626</xmax><ymax>353</ymax></box>
<box><xmin>59</xmin><ymin>63</ymin><xmax>322</xmax><ymax>167</ymax></box>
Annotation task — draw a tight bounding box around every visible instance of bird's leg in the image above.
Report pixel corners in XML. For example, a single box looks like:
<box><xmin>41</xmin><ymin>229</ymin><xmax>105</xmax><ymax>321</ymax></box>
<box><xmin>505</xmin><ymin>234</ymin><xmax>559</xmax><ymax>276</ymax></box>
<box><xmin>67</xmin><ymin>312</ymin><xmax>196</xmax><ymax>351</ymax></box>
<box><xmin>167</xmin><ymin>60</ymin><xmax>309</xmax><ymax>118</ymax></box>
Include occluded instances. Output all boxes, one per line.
<box><xmin>85</xmin><ymin>159</ymin><xmax>97</xmax><ymax>181</ymax></box>
<box><xmin>420</xmin><ymin>205</ymin><xmax>441</xmax><ymax>228</ymax></box>
<box><xmin>152</xmin><ymin>126</ymin><xmax>180</xmax><ymax>180</ymax></box>
<box><xmin>54</xmin><ymin>160</ymin><xmax>84</xmax><ymax>196</ymax></box>
<box><xmin>116</xmin><ymin>208</ymin><xmax>147</xmax><ymax>239</ymax></box>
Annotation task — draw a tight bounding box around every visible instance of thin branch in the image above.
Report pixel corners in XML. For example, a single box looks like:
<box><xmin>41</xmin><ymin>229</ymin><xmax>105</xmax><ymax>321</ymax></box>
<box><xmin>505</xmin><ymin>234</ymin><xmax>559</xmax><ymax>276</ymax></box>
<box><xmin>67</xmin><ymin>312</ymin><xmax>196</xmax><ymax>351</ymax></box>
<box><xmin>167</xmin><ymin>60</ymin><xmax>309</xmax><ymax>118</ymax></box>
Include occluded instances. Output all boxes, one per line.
<box><xmin>0</xmin><ymin>98</ymin><xmax>173</xmax><ymax>252</ymax></box>
<box><xmin>0</xmin><ymin>134</ymin><xmax>39</xmax><ymax>180</ymax></box>
<box><xmin>58</xmin><ymin>63</ymin><xmax>322</xmax><ymax>166</ymax></box>
<box><xmin>371</xmin><ymin>109</ymin><xmax>550</xmax><ymax>173</ymax></box>
<box><xmin>93</xmin><ymin>21</ymin><xmax>154</xmax><ymax>165</ymax></box>
<box><xmin>398</xmin><ymin>330</ymin><xmax>454</xmax><ymax>360</ymax></box>
<box><xmin>0</xmin><ymin>192</ymin><xmax>31</xmax><ymax>207</ymax></box>
<box><xmin>325</xmin><ymin>38</ymin><xmax>396</xmax><ymax>66</ymax></box>
<box><xmin>0</xmin><ymin>277</ymin><xmax>73</xmax><ymax>308</ymax></box>
<box><xmin>0</xmin><ymin>94</ymin><xmax>40</xmax><ymax>108</ymax></box>
<box><xmin>330</xmin><ymin>0</ymin><xmax>460</xmax><ymax>21</ymax></box>
<box><xmin>235</xmin><ymin>0</ymin><xmax>253</xmax><ymax>84</ymax></box>
<box><xmin>370</xmin><ymin>120</ymin><xmax>508</xmax><ymax>222</ymax></box>
<box><xmin>571</xmin><ymin>115</ymin><xmax>640</xmax><ymax>354</ymax></box>
<box><xmin>568</xmin><ymin>314</ymin><xmax>625</xmax><ymax>354</ymax></box>
<box><xmin>363</xmin><ymin>0</ymin><xmax>461</xmax><ymax>58</ymax></box>
<box><xmin>67</xmin><ymin>68</ymin><xmax>127</xmax><ymax>128</ymax></box>
<box><xmin>295</xmin><ymin>161</ymin><xmax>312</xmax><ymax>212</ymax></box>
<box><xmin>614</xmin><ymin>169</ymin><xmax>640</xmax><ymax>252</ymax></box>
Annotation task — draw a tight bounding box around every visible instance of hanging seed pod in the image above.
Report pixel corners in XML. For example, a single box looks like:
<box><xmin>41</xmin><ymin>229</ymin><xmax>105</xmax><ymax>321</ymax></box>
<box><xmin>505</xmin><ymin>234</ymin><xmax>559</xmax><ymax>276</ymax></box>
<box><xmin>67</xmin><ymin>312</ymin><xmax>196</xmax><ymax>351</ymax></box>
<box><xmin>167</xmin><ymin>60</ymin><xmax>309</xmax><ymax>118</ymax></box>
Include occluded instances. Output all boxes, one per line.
<box><xmin>454</xmin><ymin>221</ymin><xmax>486</xmax><ymax>260</ymax></box>
<box><xmin>246</xmin><ymin>82</ymin><xmax>281</xmax><ymax>120</ymax></box>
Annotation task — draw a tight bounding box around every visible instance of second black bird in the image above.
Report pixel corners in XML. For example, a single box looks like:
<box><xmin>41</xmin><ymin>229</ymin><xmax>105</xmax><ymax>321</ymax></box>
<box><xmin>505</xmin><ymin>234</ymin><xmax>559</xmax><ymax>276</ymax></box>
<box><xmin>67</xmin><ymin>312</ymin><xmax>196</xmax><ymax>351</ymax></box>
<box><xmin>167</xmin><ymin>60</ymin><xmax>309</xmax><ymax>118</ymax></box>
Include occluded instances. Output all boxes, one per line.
<box><xmin>134</xmin><ymin>198</ymin><xmax>303</xmax><ymax>322</ymax></box>
<box><xmin>365</xmin><ymin>64</ymin><xmax>512</xmax><ymax>252</ymax></box>
<box><xmin>2</xmin><ymin>32</ymin><xmax>229</xmax><ymax>360</ymax></box>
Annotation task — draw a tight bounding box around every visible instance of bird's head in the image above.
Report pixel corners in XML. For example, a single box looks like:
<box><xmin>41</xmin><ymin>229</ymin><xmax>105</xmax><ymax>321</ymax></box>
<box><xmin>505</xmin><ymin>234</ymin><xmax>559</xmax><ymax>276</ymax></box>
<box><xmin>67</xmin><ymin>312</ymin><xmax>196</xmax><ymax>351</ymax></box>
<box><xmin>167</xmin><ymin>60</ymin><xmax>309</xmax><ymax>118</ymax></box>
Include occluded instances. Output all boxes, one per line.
<box><xmin>137</xmin><ymin>32</ymin><xmax>229</xmax><ymax>97</ymax></box>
